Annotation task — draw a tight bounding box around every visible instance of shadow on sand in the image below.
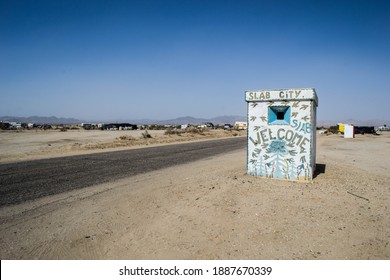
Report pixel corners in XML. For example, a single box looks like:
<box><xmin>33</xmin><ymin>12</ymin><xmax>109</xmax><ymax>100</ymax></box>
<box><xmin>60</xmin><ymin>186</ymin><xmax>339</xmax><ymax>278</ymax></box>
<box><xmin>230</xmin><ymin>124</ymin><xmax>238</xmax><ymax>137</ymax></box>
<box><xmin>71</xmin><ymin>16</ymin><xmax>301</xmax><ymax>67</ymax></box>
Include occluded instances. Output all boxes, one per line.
<box><xmin>313</xmin><ymin>163</ymin><xmax>326</xmax><ymax>179</ymax></box>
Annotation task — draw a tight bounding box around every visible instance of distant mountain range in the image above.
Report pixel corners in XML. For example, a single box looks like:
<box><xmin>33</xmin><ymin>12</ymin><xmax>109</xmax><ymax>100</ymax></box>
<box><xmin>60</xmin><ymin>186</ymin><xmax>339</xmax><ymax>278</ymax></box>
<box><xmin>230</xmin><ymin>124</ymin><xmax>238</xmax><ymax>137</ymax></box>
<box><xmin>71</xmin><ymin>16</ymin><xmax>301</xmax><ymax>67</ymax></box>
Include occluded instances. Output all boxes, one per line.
<box><xmin>1</xmin><ymin>115</ymin><xmax>388</xmax><ymax>127</ymax></box>
<box><xmin>152</xmin><ymin>115</ymin><xmax>247</xmax><ymax>125</ymax></box>
<box><xmin>0</xmin><ymin>115</ymin><xmax>81</xmax><ymax>125</ymax></box>
<box><xmin>0</xmin><ymin>115</ymin><xmax>247</xmax><ymax>125</ymax></box>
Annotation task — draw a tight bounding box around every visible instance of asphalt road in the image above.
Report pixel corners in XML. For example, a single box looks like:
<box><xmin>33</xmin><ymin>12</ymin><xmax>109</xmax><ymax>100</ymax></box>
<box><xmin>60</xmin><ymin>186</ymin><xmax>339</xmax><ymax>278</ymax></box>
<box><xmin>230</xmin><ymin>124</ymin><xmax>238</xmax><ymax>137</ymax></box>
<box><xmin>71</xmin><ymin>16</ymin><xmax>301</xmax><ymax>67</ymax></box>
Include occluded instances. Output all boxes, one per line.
<box><xmin>0</xmin><ymin>137</ymin><xmax>246</xmax><ymax>207</ymax></box>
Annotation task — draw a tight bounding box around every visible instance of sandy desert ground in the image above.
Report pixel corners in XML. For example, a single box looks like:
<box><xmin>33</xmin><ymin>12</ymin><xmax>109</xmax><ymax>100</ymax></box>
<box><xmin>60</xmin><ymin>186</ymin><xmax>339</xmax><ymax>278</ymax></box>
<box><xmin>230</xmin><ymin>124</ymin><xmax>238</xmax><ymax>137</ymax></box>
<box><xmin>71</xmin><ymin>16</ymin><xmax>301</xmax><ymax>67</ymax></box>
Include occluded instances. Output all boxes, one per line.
<box><xmin>0</xmin><ymin>129</ymin><xmax>244</xmax><ymax>163</ymax></box>
<box><xmin>0</xmin><ymin>130</ymin><xmax>389</xmax><ymax>259</ymax></box>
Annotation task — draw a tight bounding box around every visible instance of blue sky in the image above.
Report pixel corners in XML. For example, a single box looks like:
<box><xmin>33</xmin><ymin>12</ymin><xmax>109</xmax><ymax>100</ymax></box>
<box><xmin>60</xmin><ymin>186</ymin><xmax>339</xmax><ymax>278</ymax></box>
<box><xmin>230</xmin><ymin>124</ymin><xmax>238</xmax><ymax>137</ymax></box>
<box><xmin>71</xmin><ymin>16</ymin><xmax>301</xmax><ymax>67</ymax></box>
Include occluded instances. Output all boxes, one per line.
<box><xmin>1</xmin><ymin>0</ymin><xmax>389</xmax><ymax>121</ymax></box>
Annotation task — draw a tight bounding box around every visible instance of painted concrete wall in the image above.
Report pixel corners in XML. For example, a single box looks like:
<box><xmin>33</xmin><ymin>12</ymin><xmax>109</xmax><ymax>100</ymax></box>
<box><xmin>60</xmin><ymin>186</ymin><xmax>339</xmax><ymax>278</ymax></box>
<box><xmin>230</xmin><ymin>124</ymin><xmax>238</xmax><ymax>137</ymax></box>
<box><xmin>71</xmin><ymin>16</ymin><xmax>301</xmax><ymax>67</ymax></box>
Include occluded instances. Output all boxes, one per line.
<box><xmin>245</xmin><ymin>88</ymin><xmax>318</xmax><ymax>181</ymax></box>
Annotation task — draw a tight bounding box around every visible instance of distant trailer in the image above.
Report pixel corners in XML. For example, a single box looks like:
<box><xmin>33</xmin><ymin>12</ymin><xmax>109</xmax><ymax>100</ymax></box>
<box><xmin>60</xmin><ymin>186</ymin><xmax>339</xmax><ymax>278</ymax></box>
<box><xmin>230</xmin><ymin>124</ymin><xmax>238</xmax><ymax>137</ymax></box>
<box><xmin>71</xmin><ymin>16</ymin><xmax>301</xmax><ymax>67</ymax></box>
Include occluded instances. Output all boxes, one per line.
<box><xmin>103</xmin><ymin>123</ymin><xmax>137</xmax><ymax>130</ymax></box>
<box><xmin>234</xmin><ymin>121</ymin><xmax>248</xmax><ymax>130</ymax></box>
<box><xmin>376</xmin><ymin>125</ymin><xmax>389</xmax><ymax>132</ymax></box>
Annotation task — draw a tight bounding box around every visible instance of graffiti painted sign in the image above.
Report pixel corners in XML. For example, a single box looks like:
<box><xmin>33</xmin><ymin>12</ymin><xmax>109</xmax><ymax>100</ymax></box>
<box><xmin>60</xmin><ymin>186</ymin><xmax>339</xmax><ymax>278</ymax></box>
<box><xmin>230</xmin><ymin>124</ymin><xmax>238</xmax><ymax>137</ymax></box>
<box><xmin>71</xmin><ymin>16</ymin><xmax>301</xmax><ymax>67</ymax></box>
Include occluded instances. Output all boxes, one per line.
<box><xmin>246</xmin><ymin>88</ymin><xmax>318</xmax><ymax>103</ymax></box>
<box><xmin>245</xmin><ymin>88</ymin><xmax>318</xmax><ymax>181</ymax></box>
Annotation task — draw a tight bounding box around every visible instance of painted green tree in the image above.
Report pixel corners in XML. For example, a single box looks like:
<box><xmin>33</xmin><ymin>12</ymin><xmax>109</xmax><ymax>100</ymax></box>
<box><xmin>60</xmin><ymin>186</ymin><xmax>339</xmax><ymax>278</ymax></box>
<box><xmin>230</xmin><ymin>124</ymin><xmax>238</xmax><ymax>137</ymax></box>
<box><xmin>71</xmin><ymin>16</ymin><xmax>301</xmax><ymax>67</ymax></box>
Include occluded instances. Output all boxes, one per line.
<box><xmin>256</xmin><ymin>157</ymin><xmax>264</xmax><ymax>176</ymax></box>
<box><xmin>266</xmin><ymin>140</ymin><xmax>288</xmax><ymax>179</ymax></box>
<box><xmin>288</xmin><ymin>158</ymin><xmax>297</xmax><ymax>180</ymax></box>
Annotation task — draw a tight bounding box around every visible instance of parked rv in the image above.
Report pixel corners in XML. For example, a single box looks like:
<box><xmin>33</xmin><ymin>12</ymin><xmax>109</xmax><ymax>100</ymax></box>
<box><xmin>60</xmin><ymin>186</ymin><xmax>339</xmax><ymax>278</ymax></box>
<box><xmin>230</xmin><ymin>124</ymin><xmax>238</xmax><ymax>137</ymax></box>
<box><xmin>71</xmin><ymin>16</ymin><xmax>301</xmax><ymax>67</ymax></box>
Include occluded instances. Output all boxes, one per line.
<box><xmin>234</xmin><ymin>121</ymin><xmax>248</xmax><ymax>130</ymax></box>
<box><xmin>376</xmin><ymin>125</ymin><xmax>389</xmax><ymax>132</ymax></box>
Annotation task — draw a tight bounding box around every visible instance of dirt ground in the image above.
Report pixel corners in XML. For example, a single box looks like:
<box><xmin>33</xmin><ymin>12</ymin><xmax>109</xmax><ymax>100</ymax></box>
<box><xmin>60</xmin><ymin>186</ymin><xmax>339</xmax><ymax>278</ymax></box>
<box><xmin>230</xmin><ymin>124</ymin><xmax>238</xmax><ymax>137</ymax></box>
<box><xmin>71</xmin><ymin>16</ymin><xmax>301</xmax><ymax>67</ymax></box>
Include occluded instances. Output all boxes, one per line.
<box><xmin>0</xmin><ymin>129</ymin><xmax>244</xmax><ymax>163</ymax></box>
<box><xmin>0</xmin><ymin>130</ymin><xmax>389</xmax><ymax>259</ymax></box>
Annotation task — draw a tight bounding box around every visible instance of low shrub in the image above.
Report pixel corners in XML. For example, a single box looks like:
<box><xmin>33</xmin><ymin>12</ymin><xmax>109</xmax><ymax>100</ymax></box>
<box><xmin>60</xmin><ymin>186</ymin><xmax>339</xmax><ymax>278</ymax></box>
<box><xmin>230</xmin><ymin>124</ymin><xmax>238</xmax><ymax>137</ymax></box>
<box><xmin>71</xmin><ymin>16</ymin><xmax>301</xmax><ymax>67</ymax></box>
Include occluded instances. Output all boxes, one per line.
<box><xmin>118</xmin><ymin>135</ymin><xmax>135</xmax><ymax>141</ymax></box>
<box><xmin>141</xmin><ymin>130</ymin><xmax>152</xmax><ymax>139</ymax></box>
<box><xmin>165</xmin><ymin>128</ymin><xmax>183</xmax><ymax>135</ymax></box>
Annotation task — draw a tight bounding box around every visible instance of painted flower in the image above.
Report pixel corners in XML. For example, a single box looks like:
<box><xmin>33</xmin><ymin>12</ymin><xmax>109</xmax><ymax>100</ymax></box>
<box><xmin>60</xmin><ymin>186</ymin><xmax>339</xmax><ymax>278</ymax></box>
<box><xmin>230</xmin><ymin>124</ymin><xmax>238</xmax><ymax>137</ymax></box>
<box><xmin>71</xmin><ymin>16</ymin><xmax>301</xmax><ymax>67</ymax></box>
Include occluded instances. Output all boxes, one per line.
<box><xmin>268</xmin><ymin>140</ymin><xmax>287</xmax><ymax>155</ymax></box>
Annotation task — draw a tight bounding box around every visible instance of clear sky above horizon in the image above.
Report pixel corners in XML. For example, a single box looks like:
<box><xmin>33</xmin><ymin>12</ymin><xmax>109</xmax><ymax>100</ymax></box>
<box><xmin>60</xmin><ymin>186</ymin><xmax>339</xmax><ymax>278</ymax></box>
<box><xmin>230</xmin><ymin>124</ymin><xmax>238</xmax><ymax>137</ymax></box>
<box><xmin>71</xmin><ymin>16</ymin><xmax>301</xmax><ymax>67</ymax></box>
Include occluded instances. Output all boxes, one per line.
<box><xmin>1</xmin><ymin>0</ymin><xmax>389</xmax><ymax>122</ymax></box>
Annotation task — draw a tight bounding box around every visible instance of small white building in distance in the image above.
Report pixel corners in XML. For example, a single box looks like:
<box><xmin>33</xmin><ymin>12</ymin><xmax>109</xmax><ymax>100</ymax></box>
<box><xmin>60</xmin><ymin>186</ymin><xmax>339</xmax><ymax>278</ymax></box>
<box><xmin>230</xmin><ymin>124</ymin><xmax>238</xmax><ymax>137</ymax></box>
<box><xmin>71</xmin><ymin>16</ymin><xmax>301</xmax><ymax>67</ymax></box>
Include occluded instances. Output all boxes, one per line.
<box><xmin>344</xmin><ymin>124</ymin><xmax>355</xmax><ymax>138</ymax></box>
<box><xmin>234</xmin><ymin>121</ymin><xmax>248</xmax><ymax>130</ymax></box>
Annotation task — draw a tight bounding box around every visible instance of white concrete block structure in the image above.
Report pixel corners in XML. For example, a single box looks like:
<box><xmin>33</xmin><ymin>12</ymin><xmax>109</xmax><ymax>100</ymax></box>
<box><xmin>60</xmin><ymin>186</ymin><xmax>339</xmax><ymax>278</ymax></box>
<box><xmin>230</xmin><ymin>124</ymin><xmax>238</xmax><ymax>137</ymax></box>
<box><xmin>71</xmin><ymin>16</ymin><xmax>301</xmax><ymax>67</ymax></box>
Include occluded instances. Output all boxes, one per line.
<box><xmin>245</xmin><ymin>88</ymin><xmax>318</xmax><ymax>181</ymax></box>
<box><xmin>344</xmin><ymin>124</ymin><xmax>355</xmax><ymax>138</ymax></box>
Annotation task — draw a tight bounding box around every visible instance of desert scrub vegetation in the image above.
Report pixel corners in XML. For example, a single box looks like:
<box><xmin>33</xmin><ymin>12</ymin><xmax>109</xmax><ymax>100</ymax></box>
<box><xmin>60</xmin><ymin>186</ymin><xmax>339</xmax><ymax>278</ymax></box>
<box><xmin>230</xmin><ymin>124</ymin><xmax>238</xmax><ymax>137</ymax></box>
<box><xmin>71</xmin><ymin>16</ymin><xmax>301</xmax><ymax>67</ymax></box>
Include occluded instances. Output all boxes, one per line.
<box><xmin>141</xmin><ymin>130</ymin><xmax>152</xmax><ymax>139</ymax></box>
<box><xmin>165</xmin><ymin>127</ymin><xmax>209</xmax><ymax>136</ymax></box>
<box><xmin>326</xmin><ymin>125</ymin><xmax>339</xmax><ymax>134</ymax></box>
<box><xmin>186</xmin><ymin>127</ymin><xmax>207</xmax><ymax>135</ymax></box>
<box><xmin>117</xmin><ymin>135</ymin><xmax>136</xmax><ymax>141</ymax></box>
<box><xmin>164</xmin><ymin>128</ymin><xmax>183</xmax><ymax>136</ymax></box>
